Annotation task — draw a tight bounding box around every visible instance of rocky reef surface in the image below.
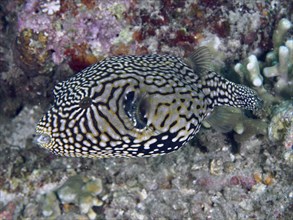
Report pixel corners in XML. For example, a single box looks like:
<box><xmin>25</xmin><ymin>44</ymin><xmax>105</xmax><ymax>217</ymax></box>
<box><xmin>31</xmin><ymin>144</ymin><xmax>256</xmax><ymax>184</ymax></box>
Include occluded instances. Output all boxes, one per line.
<box><xmin>0</xmin><ymin>0</ymin><xmax>292</xmax><ymax>219</ymax></box>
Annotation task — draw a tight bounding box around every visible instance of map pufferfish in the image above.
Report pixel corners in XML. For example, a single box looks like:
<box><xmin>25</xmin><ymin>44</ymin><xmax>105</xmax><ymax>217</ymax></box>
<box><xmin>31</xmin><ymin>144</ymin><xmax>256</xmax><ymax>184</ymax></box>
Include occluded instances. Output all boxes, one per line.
<box><xmin>35</xmin><ymin>47</ymin><xmax>262</xmax><ymax>158</ymax></box>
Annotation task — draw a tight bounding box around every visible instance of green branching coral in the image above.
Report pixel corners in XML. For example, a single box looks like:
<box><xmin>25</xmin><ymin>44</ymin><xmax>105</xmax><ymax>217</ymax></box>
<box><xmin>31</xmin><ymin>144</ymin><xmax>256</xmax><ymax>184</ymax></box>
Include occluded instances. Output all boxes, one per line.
<box><xmin>263</xmin><ymin>39</ymin><xmax>293</xmax><ymax>94</ymax></box>
<box><xmin>234</xmin><ymin>55</ymin><xmax>263</xmax><ymax>88</ymax></box>
<box><xmin>272</xmin><ymin>18</ymin><xmax>292</xmax><ymax>50</ymax></box>
<box><xmin>234</xmin><ymin>18</ymin><xmax>293</xmax><ymax>98</ymax></box>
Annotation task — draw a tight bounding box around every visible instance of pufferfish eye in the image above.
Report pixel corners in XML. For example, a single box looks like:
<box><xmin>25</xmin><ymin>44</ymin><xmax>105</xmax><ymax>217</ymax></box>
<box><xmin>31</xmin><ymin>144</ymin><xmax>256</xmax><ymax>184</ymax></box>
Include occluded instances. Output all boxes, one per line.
<box><xmin>79</xmin><ymin>97</ymin><xmax>93</xmax><ymax>109</ymax></box>
<box><xmin>123</xmin><ymin>91</ymin><xmax>148</xmax><ymax>129</ymax></box>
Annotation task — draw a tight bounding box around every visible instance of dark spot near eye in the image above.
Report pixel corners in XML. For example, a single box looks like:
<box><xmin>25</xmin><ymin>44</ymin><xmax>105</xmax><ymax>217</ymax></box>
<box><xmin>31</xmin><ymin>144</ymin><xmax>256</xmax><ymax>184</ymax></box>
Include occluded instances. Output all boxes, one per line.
<box><xmin>79</xmin><ymin>97</ymin><xmax>92</xmax><ymax>109</ymax></box>
<box><xmin>187</xmin><ymin>101</ymin><xmax>192</xmax><ymax>111</ymax></box>
<box><xmin>160</xmin><ymin>113</ymin><xmax>169</xmax><ymax>128</ymax></box>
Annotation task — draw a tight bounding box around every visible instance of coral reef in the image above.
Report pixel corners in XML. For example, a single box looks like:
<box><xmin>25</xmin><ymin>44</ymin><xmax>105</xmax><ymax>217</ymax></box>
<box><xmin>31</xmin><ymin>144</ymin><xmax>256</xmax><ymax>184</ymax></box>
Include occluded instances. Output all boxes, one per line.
<box><xmin>0</xmin><ymin>0</ymin><xmax>292</xmax><ymax>219</ymax></box>
<box><xmin>14</xmin><ymin>28</ymin><xmax>54</xmax><ymax>75</ymax></box>
<box><xmin>210</xmin><ymin>18</ymin><xmax>293</xmax><ymax>146</ymax></box>
<box><xmin>0</xmin><ymin>1</ymin><xmax>55</xmax><ymax>117</ymax></box>
<box><xmin>1</xmin><ymin>0</ymin><xmax>133</xmax><ymax>118</ymax></box>
<box><xmin>17</xmin><ymin>0</ymin><xmax>131</xmax><ymax>70</ymax></box>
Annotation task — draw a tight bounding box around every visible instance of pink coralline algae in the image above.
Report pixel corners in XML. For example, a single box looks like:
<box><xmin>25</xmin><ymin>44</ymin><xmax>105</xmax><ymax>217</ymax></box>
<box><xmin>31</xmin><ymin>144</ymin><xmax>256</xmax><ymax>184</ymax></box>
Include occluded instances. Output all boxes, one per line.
<box><xmin>229</xmin><ymin>175</ymin><xmax>257</xmax><ymax>190</ymax></box>
<box><xmin>196</xmin><ymin>174</ymin><xmax>257</xmax><ymax>191</ymax></box>
<box><xmin>0</xmin><ymin>202</ymin><xmax>16</xmax><ymax>220</ymax></box>
<box><xmin>17</xmin><ymin>0</ymin><xmax>131</xmax><ymax>70</ymax></box>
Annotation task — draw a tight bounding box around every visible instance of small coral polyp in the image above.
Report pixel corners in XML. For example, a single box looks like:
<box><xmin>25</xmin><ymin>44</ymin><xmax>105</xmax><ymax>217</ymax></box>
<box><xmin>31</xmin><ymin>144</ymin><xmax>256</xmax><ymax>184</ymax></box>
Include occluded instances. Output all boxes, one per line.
<box><xmin>40</xmin><ymin>0</ymin><xmax>61</xmax><ymax>15</ymax></box>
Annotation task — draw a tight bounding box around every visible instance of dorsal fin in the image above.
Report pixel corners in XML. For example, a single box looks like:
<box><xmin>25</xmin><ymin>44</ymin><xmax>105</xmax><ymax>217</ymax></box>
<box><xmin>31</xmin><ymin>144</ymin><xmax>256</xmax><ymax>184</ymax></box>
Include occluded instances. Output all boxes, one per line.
<box><xmin>186</xmin><ymin>46</ymin><xmax>213</xmax><ymax>76</ymax></box>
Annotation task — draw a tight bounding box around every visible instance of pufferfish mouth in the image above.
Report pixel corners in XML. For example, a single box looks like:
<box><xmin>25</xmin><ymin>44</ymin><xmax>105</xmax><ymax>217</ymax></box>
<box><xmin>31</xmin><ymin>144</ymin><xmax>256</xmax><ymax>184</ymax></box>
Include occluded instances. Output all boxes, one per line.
<box><xmin>36</xmin><ymin>133</ymin><xmax>51</xmax><ymax>146</ymax></box>
<box><xmin>35</xmin><ymin>125</ymin><xmax>53</xmax><ymax>149</ymax></box>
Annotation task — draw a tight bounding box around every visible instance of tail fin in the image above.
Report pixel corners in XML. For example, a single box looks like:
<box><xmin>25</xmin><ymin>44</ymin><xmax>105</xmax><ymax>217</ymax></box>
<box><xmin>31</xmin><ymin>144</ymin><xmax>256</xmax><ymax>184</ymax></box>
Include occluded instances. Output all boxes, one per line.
<box><xmin>201</xmin><ymin>72</ymin><xmax>263</xmax><ymax>111</ymax></box>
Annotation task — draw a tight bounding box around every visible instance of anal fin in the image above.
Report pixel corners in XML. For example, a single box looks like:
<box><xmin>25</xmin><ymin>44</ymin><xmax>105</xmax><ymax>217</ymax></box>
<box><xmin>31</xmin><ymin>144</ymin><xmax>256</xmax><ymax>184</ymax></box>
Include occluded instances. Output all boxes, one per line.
<box><xmin>204</xmin><ymin>106</ymin><xmax>243</xmax><ymax>133</ymax></box>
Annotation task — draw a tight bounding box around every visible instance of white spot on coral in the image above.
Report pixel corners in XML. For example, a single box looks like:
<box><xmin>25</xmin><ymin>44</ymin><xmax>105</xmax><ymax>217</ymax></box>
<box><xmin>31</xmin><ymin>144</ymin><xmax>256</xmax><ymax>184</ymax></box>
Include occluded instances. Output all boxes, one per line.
<box><xmin>41</xmin><ymin>0</ymin><xmax>61</xmax><ymax>15</ymax></box>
